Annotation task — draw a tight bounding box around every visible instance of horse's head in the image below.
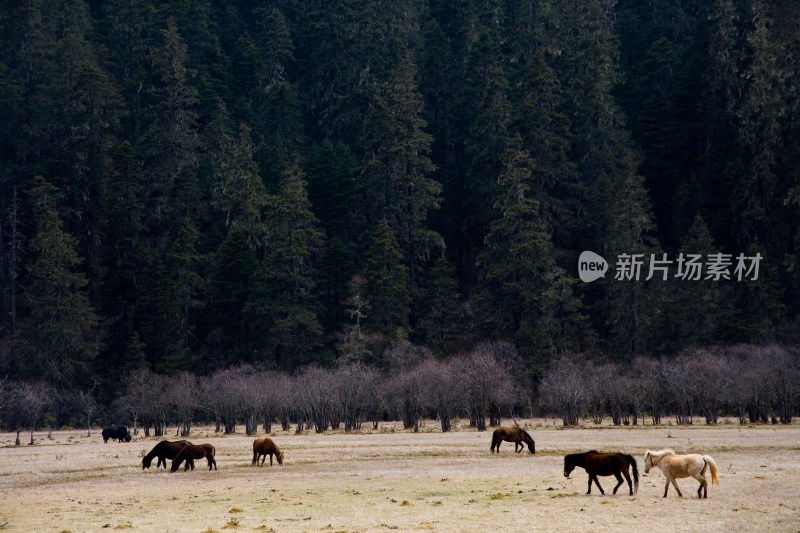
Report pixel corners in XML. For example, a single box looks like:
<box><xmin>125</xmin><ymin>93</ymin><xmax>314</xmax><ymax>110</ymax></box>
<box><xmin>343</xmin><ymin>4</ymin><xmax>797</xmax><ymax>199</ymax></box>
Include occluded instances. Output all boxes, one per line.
<box><xmin>563</xmin><ymin>456</ymin><xmax>575</xmax><ymax>478</ymax></box>
<box><xmin>277</xmin><ymin>451</ymin><xmax>284</xmax><ymax>465</ymax></box>
<box><xmin>142</xmin><ymin>456</ymin><xmax>152</xmax><ymax>469</ymax></box>
<box><xmin>643</xmin><ymin>451</ymin><xmax>653</xmax><ymax>473</ymax></box>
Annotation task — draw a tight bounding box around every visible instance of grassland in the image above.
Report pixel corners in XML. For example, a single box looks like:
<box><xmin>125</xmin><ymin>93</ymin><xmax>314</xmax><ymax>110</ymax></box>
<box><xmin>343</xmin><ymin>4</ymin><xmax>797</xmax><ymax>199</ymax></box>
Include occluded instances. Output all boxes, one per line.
<box><xmin>1</xmin><ymin>419</ymin><xmax>798</xmax><ymax>532</ymax></box>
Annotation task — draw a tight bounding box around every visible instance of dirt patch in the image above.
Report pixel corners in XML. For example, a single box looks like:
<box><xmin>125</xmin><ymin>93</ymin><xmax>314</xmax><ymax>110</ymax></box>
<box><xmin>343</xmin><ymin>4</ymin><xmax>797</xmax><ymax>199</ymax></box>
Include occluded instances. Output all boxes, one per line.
<box><xmin>0</xmin><ymin>421</ymin><xmax>798</xmax><ymax>532</ymax></box>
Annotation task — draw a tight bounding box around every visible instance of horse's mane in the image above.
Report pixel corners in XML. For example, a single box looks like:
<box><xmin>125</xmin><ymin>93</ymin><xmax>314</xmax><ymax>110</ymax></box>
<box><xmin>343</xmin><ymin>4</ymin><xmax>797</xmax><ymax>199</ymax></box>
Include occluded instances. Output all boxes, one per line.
<box><xmin>652</xmin><ymin>449</ymin><xmax>676</xmax><ymax>456</ymax></box>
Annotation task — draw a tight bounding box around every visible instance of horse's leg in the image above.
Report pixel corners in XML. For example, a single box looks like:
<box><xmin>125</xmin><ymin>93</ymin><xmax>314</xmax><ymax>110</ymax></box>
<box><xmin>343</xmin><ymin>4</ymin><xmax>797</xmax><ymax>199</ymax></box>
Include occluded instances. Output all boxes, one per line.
<box><xmin>663</xmin><ymin>477</ymin><xmax>670</xmax><ymax>498</ymax></box>
<box><xmin>269</xmin><ymin>453</ymin><xmax>273</xmax><ymax>466</ymax></box>
<box><xmin>515</xmin><ymin>442</ymin><xmax>522</xmax><ymax>453</ymax></box>
<box><xmin>622</xmin><ymin>468</ymin><xmax>633</xmax><ymax>495</ymax></box>
<box><xmin>586</xmin><ymin>475</ymin><xmax>593</xmax><ymax>494</ymax></box>
<box><xmin>612</xmin><ymin>471</ymin><xmax>624</xmax><ymax>495</ymax></box>
<box><xmin>593</xmin><ymin>475</ymin><xmax>605</xmax><ymax>495</ymax></box>
<box><xmin>695</xmin><ymin>474</ymin><xmax>707</xmax><ymax>498</ymax></box>
<box><xmin>670</xmin><ymin>477</ymin><xmax>682</xmax><ymax>497</ymax></box>
<box><xmin>252</xmin><ymin>451</ymin><xmax>258</xmax><ymax>466</ymax></box>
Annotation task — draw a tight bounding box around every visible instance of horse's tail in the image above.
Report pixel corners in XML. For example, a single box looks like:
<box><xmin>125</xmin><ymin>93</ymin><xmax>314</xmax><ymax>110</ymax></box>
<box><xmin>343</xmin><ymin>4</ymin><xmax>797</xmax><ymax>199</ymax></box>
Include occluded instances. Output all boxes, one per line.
<box><xmin>703</xmin><ymin>455</ymin><xmax>720</xmax><ymax>486</ymax></box>
<box><xmin>626</xmin><ymin>455</ymin><xmax>639</xmax><ymax>494</ymax></box>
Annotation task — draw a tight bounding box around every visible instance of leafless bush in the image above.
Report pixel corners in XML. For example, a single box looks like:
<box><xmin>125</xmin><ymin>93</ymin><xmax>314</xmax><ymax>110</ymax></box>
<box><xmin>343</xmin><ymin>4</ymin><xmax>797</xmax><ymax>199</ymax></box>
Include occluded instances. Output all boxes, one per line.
<box><xmin>418</xmin><ymin>358</ymin><xmax>462</xmax><ymax>432</ymax></box>
<box><xmin>384</xmin><ymin>340</ymin><xmax>433</xmax><ymax>370</ymax></box>
<box><xmin>632</xmin><ymin>357</ymin><xmax>669</xmax><ymax>424</ymax></box>
<box><xmin>539</xmin><ymin>355</ymin><xmax>587</xmax><ymax>426</ymax></box>
<box><xmin>3</xmin><ymin>381</ymin><xmax>50</xmax><ymax>445</ymax></box>
<box><xmin>455</xmin><ymin>346</ymin><xmax>518</xmax><ymax>430</ymax></box>
<box><xmin>586</xmin><ymin>363</ymin><xmax>613</xmax><ymax>425</ymax></box>
<box><xmin>203</xmin><ymin>366</ymin><xmax>253</xmax><ymax>433</ymax></box>
<box><xmin>168</xmin><ymin>371</ymin><xmax>198</xmax><ymax>436</ymax></box>
<box><xmin>333</xmin><ymin>363</ymin><xmax>379</xmax><ymax>431</ymax></box>
<box><xmin>119</xmin><ymin>368</ymin><xmax>169</xmax><ymax>436</ymax></box>
<box><xmin>254</xmin><ymin>371</ymin><xmax>283</xmax><ymax>433</ymax></box>
<box><xmin>385</xmin><ymin>363</ymin><xmax>427</xmax><ymax>432</ymax></box>
<box><xmin>296</xmin><ymin>366</ymin><xmax>335</xmax><ymax>433</ymax></box>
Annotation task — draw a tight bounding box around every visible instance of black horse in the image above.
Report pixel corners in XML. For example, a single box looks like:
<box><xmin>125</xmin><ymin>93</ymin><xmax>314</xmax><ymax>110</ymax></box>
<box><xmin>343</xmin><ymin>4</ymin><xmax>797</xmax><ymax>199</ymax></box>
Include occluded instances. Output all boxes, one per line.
<box><xmin>142</xmin><ymin>440</ymin><xmax>191</xmax><ymax>469</ymax></box>
<box><xmin>563</xmin><ymin>451</ymin><xmax>639</xmax><ymax>495</ymax></box>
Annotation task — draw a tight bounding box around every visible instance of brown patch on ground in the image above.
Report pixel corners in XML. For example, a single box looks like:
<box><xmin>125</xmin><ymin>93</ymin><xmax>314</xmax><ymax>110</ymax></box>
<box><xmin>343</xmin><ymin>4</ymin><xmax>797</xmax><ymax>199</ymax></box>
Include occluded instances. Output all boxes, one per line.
<box><xmin>0</xmin><ymin>420</ymin><xmax>798</xmax><ymax>532</ymax></box>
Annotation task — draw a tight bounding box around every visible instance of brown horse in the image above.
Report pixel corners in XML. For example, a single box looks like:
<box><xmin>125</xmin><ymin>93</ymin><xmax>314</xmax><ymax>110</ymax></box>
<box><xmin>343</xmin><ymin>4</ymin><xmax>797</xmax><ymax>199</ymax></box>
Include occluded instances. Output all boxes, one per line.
<box><xmin>490</xmin><ymin>427</ymin><xmax>536</xmax><ymax>454</ymax></box>
<box><xmin>170</xmin><ymin>442</ymin><xmax>217</xmax><ymax>472</ymax></box>
<box><xmin>563</xmin><ymin>451</ymin><xmax>639</xmax><ymax>495</ymax></box>
<box><xmin>252</xmin><ymin>438</ymin><xmax>284</xmax><ymax>466</ymax></box>
<box><xmin>142</xmin><ymin>440</ymin><xmax>192</xmax><ymax>469</ymax></box>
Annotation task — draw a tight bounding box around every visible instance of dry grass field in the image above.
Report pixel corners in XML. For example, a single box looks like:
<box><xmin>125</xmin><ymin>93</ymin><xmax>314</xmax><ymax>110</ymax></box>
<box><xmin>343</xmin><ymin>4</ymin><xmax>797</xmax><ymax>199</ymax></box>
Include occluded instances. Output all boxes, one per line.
<box><xmin>1</xmin><ymin>419</ymin><xmax>799</xmax><ymax>533</ymax></box>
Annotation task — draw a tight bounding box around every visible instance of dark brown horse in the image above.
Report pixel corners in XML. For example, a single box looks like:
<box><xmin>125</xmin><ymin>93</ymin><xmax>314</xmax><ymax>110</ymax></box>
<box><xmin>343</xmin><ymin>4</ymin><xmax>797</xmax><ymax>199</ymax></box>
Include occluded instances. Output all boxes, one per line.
<box><xmin>252</xmin><ymin>438</ymin><xmax>284</xmax><ymax>466</ymax></box>
<box><xmin>170</xmin><ymin>442</ymin><xmax>217</xmax><ymax>472</ymax></box>
<box><xmin>563</xmin><ymin>451</ymin><xmax>639</xmax><ymax>495</ymax></box>
<box><xmin>490</xmin><ymin>427</ymin><xmax>536</xmax><ymax>454</ymax></box>
<box><xmin>142</xmin><ymin>440</ymin><xmax>192</xmax><ymax>469</ymax></box>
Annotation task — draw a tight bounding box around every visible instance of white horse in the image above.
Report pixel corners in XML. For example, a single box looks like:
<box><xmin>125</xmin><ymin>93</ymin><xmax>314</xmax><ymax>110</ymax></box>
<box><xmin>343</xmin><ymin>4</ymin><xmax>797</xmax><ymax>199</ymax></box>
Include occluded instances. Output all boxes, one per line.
<box><xmin>643</xmin><ymin>449</ymin><xmax>719</xmax><ymax>498</ymax></box>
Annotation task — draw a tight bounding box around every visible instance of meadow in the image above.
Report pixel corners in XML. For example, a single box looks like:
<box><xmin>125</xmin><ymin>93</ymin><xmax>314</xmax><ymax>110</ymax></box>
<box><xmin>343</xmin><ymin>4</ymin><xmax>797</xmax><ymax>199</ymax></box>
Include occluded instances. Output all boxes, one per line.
<box><xmin>1</xmin><ymin>419</ymin><xmax>798</xmax><ymax>532</ymax></box>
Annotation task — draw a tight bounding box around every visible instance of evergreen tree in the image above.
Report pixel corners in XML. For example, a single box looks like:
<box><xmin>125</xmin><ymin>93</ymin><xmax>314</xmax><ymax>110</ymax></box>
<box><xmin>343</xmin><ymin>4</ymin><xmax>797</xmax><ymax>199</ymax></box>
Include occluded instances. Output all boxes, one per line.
<box><xmin>362</xmin><ymin>219</ymin><xmax>411</xmax><ymax>339</ymax></box>
<box><xmin>205</xmin><ymin>228</ymin><xmax>259</xmax><ymax>368</ymax></box>
<box><xmin>415</xmin><ymin>256</ymin><xmax>461</xmax><ymax>354</ymax></box>
<box><xmin>361</xmin><ymin>53</ymin><xmax>442</xmax><ymax>293</ymax></box>
<box><xmin>476</xmin><ymin>137</ymin><xmax>587</xmax><ymax>367</ymax></box>
<box><xmin>209</xmin><ymin>115</ymin><xmax>268</xmax><ymax>248</ymax></box>
<box><xmin>251</xmin><ymin>6</ymin><xmax>305</xmax><ymax>185</ymax></box>
<box><xmin>20</xmin><ymin>177</ymin><xmax>99</xmax><ymax>387</ymax></box>
<box><xmin>247</xmin><ymin>163</ymin><xmax>323</xmax><ymax>368</ymax></box>
<box><xmin>139</xmin><ymin>17</ymin><xmax>201</xmax><ymax>240</ymax></box>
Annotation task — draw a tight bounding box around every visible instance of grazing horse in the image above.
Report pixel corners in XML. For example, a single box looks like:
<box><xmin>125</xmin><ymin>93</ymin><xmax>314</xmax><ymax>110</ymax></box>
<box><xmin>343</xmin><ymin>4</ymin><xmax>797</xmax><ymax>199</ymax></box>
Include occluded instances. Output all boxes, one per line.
<box><xmin>102</xmin><ymin>426</ymin><xmax>132</xmax><ymax>443</ymax></box>
<box><xmin>142</xmin><ymin>440</ymin><xmax>191</xmax><ymax>469</ymax></box>
<box><xmin>170</xmin><ymin>442</ymin><xmax>217</xmax><ymax>472</ymax></box>
<box><xmin>644</xmin><ymin>449</ymin><xmax>719</xmax><ymax>498</ymax></box>
<box><xmin>490</xmin><ymin>427</ymin><xmax>536</xmax><ymax>454</ymax></box>
<box><xmin>252</xmin><ymin>438</ymin><xmax>284</xmax><ymax>466</ymax></box>
<box><xmin>563</xmin><ymin>451</ymin><xmax>639</xmax><ymax>495</ymax></box>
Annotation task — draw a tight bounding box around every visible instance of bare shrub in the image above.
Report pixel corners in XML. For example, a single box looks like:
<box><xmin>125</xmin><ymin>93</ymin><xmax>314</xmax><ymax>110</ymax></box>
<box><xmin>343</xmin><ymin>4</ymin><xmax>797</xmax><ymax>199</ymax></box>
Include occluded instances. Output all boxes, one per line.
<box><xmin>333</xmin><ymin>363</ymin><xmax>379</xmax><ymax>431</ymax></box>
<box><xmin>168</xmin><ymin>371</ymin><xmax>198</xmax><ymax>436</ymax></box>
<box><xmin>539</xmin><ymin>355</ymin><xmax>587</xmax><ymax>426</ymax></box>
<box><xmin>296</xmin><ymin>366</ymin><xmax>335</xmax><ymax>433</ymax></box>
<box><xmin>456</xmin><ymin>346</ymin><xmax>518</xmax><ymax>430</ymax></box>
<box><xmin>385</xmin><ymin>364</ymin><xmax>427</xmax><ymax>432</ymax></box>
<box><xmin>418</xmin><ymin>358</ymin><xmax>462</xmax><ymax>432</ymax></box>
<box><xmin>3</xmin><ymin>381</ymin><xmax>50</xmax><ymax>445</ymax></box>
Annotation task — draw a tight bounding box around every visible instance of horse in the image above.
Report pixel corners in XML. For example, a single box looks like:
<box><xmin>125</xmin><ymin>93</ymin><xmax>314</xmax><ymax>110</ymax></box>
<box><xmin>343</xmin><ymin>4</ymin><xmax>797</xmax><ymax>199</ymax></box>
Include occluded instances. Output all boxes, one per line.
<box><xmin>490</xmin><ymin>427</ymin><xmax>536</xmax><ymax>454</ymax></box>
<box><xmin>643</xmin><ymin>449</ymin><xmax>719</xmax><ymax>498</ymax></box>
<box><xmin>170</xmin><ymin>442</ymin><xmax>217</xmax><ymax>472</ymax></box>
<box><xmin>252</xmin><ymin>438</ymin><xmax>284</xmax><ymax>466</ymax></box>
<box><xmin>563</xmin><ymin>451</ymin><xmax>639</xmax><ymax>495</ymax></box>
<box><xmin>142</xmin><ymin>440</ymin><xmax>191</xmax><ymax>469</ymax></box>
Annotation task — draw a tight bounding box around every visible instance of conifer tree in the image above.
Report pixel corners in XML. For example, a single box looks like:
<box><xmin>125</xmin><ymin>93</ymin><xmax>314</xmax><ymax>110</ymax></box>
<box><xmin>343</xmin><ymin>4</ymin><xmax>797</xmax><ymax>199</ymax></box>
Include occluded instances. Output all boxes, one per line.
<box><xmin>361</xmin><ymin>53</ymin><xmax>442</xmax><ymax>293</ymax></box>
<box><xmin>362</xmin><ymin>219</ymin><xmax>411</xmax><ymax>338</ymax></box>
<box><xmin>248</xmin><ymin>163</ymin><xmax>323</xmax><ymax>368</ymax></box>
<box><xmin>21</xmin><ymin>177</ymin><xmax>99</xmax><ymax>387</ymax></box>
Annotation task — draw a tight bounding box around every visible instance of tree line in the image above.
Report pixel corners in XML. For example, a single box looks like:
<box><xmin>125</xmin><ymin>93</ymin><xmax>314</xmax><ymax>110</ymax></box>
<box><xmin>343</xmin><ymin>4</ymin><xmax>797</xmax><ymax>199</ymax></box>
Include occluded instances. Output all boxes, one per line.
<box><xmin>3</xmin><ymin>343</ymin><xmax>797</xmax><ymax>443</ymax></box>
<box><xmin>0</xmin><ymin>1</ymin><xmax>798</xmax><ymax>404</ymax></box>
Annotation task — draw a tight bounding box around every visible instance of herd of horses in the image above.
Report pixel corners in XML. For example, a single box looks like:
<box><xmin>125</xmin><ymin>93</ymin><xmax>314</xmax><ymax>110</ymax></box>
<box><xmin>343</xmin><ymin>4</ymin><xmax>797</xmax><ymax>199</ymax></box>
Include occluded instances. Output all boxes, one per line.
<box><xmin>127</xmin><ymin>425</ymin><xmax>719</xmax><ymax>499</ymax></box>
